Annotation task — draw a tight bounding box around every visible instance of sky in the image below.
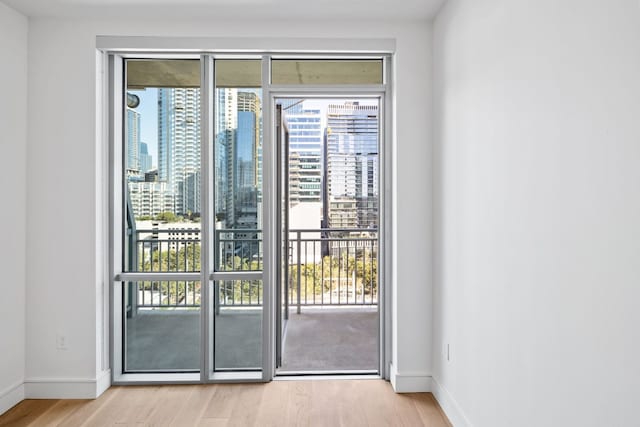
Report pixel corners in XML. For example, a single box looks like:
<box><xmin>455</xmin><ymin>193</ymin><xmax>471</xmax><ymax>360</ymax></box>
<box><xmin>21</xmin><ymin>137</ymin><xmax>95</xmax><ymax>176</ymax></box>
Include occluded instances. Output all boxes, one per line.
<box><xmin>131</xmin><ymin>88</ymin><xmax>158</xmax><ymax>168</ymax></box>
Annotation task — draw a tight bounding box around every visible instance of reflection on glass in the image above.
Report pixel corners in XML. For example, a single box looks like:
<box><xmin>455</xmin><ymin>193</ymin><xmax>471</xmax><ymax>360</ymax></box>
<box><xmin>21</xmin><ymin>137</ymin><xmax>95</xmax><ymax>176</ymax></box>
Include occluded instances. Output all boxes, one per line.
<box><xmin>124</xmin><ymin>59</ymin><xmax>202</xmax><ymax>273</ymax></box>
<box><xmin>214</xmin><ymin>280</ymin><xmax>262</xmax><ymax>371</ymax></box>
<box><xmin>124</xmin><ymin>281</ymin><xmax>201</xmax><ymax>372</ymax></box>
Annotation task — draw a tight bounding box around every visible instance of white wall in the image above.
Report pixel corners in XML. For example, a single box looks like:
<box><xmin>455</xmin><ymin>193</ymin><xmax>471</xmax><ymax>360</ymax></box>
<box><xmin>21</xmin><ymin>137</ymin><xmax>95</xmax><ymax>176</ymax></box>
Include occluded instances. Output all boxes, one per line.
<box><xmin>0</xmin><ymin>1</ymin><xmax>28</xmax><ymax>414</ymax></box>
<box><xmin>26</xmin><ymin>17</ymin><xmax>433</xmax><ymax>394</ymax></box>
<box><xmin>432</xmin><ymin>0</ymin><xmax>640</xmax><ymax>425</ymax></box>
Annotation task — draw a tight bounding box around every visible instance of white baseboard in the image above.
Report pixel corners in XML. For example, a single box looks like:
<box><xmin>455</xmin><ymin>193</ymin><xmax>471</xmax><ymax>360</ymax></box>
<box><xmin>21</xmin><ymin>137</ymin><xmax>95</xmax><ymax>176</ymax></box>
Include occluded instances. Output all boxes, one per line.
<box><xmin>96</xmin><ymin>370</ymin><xmax>111</xmax><ymax>398</ymax></box>
<box><xmin>24</xmin><ymin>370</ymin><xmax>111</xmax><ymax>399</ymax></box>
<box><xmin>389</xmin><ymin>363</ymin><xmax>432</xmax><ymax>392</ymax></box>
<box><xmin>0</xmin><ymin>382</ymin><xmax>25</xmax><ymax>415</ymax></box>
<box><xmin>431</xmin><ymin>376</ymin><xmax>473</xmax><ymax>427</ymax></box>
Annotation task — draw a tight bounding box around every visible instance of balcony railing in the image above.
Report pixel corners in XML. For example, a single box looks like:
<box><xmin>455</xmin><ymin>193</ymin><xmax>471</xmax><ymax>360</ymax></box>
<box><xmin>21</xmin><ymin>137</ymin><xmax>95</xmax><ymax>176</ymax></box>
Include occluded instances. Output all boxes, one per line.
<box><xmin>127</xmin><ymin>227</ymin><xmax>377</xmax><ymax>310</ymax></box>
<box><xmin>133</xmin><ymin>228</ymin><xmax>201</xmax><ymax>273</ymax></box>
<box><xmin>285</xmin><ymin>228</ymin><xmax>378</xmax><ymax>311</ymax></box>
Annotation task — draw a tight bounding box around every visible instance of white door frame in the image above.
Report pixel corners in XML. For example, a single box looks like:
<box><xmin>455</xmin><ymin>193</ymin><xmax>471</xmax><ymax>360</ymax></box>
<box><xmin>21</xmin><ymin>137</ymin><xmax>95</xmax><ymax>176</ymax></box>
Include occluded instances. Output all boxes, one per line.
<box><xmin>105</xmin><ymin>48</ymin><xmax>394</xmax><ymax>384</ymax></box>
<box><xmin>263</xmin><ymin>85</ymin><xmax>390</xmax><ymax>380</ymax></box>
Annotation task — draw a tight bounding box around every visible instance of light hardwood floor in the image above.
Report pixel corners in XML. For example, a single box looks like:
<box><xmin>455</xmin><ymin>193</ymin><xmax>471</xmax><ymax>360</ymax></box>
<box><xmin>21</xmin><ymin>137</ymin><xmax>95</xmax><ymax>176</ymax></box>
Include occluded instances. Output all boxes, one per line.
<box><xmin>0</xmin><ymin>380</ymin><xmax>451</xmax><ymax>427</ymax></box>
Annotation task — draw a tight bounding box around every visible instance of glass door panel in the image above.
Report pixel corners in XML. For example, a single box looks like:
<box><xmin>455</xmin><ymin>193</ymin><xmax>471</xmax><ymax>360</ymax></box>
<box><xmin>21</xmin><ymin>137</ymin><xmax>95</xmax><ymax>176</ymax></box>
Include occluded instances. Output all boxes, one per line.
<box><xmin>122</xmin><ymin>59</ymin><xmax>202</xmax><ymax>373</ymax></box>
<box><xmin>124</xmin><ymin>281</ymin><xmax>201</xmax><ymax>372</ymax></box>
<box><xmin>275</xmin><ymin>103</ymin><xmax>291</xmax><ymax>367</ymax></box>
<box><xmin>213</xmin><ymin>60</ymin><xmax>263</xmax><ymax>371</ymax></box>
<box><xmin>213</xmin><ymin>279</ymin><xmax>263</xmax><ymax>370</ymax></box>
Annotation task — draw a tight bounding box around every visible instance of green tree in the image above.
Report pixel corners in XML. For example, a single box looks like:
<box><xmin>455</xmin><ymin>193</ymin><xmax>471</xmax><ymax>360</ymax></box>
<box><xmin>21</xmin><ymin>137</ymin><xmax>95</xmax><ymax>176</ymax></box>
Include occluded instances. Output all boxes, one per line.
<box><xmin>155</xmin><ymin>211</ymin><xmax>181</xmax><ymax>222</ymax></box>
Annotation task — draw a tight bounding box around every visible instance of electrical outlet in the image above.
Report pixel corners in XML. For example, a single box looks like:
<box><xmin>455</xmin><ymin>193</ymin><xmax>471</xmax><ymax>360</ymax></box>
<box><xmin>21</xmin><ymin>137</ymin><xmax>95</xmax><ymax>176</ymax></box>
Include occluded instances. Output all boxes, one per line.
<box><xmin>56</xmin><ymin>334</ymin><xmax>68</xmax><ymax>350</ymax></box>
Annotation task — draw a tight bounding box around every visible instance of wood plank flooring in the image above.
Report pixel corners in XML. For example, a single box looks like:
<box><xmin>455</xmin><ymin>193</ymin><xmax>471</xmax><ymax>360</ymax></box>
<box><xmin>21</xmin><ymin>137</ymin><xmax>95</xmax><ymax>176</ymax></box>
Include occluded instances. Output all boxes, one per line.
<box><xmin>0</xmin><ymin>380</ymin><xmax>451</xmax><ymax>427</ymax></box>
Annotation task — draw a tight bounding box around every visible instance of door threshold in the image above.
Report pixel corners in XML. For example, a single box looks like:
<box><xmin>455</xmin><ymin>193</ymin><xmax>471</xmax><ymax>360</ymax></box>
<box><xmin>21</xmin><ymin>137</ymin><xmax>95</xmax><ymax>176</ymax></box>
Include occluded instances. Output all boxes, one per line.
<box><xmin>275</xmin><ymin>374</ymin><xmax>381</xmax><ymax>381</ymax></box>
<box><xmin>275</xmin><ymin>370</ymin><xmax>379</xmax><ymax>380</ymax></box>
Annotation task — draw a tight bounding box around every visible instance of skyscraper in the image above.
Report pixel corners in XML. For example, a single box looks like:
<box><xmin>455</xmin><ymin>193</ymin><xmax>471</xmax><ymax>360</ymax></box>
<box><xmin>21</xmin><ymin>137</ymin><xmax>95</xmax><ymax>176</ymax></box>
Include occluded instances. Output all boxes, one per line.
<box><xmin>139</xmin><ymin>141</ymin><xmax>152</xmax><ymax>173</ymax></box>
<box><xmin>126</xmin><ymin>109</ymin><xmax>140</xmax><ymax>173</ymax></box>
<box><xmin>284</xmin><ymin>108</ymin><xmax>322</xmax><ymax>203</ymax></box>
<box><xmin>323</xmin><ymin>102</ymin><xmax>379</xmax><ymax>229</ymax></box>
<box><xmin>158</xmin><ymin>88</ymin><xmax>201</xmax><ymax>215</ymax></box>
<box><xmin>234</xmin><ymin>91</ymin><xmax>261</xmax><ymax>231</ymax></box>
<box><xmin>128</xmin><ymin>180</ymin><xmax>174</xmax><ymax>218</ymax></box>
<box><xmin>215</xmin><ymin>88</ymin><xmax>237</xmax><ymax>226</ymax></box>
<box><xmin>236</xmin><ymin>92</ymin><xmax>260</xmax><ymax>189</ymax></box>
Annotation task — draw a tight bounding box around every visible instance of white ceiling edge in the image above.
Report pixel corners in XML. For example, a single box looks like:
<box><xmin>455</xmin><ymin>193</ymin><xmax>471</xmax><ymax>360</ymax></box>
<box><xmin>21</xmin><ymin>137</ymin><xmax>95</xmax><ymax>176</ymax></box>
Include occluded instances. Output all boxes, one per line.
<box><xmin>97</xmin><ymin>36</ymin><xmax>396</xmax><ymax>54</ymax></box>
<box><xmin>1</xmin><ymin>0</ymin><xmax>446</xmax><ymax>21</ymax></box>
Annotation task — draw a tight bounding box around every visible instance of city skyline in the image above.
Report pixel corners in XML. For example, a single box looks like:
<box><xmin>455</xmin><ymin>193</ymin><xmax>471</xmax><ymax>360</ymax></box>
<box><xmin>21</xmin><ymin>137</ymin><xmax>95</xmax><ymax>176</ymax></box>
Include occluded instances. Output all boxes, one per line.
<box><xmin>129</xmin><ymin>89</ymin><xmax>376</xmax><ymax>172</ymax></box>
<box><xmin>126</xmin><ymin>88</ymin><xmax>378</xmax><ymax>231</ymax></box>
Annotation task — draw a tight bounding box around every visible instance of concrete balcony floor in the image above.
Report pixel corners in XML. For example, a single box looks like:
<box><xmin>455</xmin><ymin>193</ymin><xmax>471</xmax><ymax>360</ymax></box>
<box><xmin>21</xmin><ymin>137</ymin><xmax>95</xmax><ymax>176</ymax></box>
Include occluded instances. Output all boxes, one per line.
<box><xmin>125</xmin><ymin>306</ymin><xmax>378</xmax><ymax>373</ymax></box>
<box><xmin>279</xmin><ymin>307</ymin><xmax>378</xmax><ymax>372</ymax></box>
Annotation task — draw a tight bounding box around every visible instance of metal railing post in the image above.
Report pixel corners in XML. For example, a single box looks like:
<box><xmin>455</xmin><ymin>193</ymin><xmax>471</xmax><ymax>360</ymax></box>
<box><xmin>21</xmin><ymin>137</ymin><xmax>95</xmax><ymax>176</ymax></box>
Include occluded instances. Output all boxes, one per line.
<box><xmin>297</xmin><ymin>231</ymin><xmax>301</xmax><ymax>314</ymax></box>
<box><xmin>215</xmin><ymin>229</ymin><xmax>220</xmax><ymax>315</ymax></box>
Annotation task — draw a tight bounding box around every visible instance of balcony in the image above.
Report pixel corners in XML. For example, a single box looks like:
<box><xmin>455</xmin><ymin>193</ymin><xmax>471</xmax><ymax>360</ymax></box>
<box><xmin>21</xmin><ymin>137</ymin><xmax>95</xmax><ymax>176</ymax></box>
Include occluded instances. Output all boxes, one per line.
<box><xmin>123</xmin><ymin>227</ymin><xmax>378</xmax><ymax>373</ymax></box>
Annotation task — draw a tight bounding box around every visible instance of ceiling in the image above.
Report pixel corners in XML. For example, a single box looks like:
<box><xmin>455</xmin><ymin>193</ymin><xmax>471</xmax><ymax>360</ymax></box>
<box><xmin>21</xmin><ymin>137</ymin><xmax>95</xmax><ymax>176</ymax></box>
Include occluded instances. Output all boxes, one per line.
<box><xmin>1</xmin><ymin>0</ymin><xmax>446</xmax><ymax>20</ymax></box>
